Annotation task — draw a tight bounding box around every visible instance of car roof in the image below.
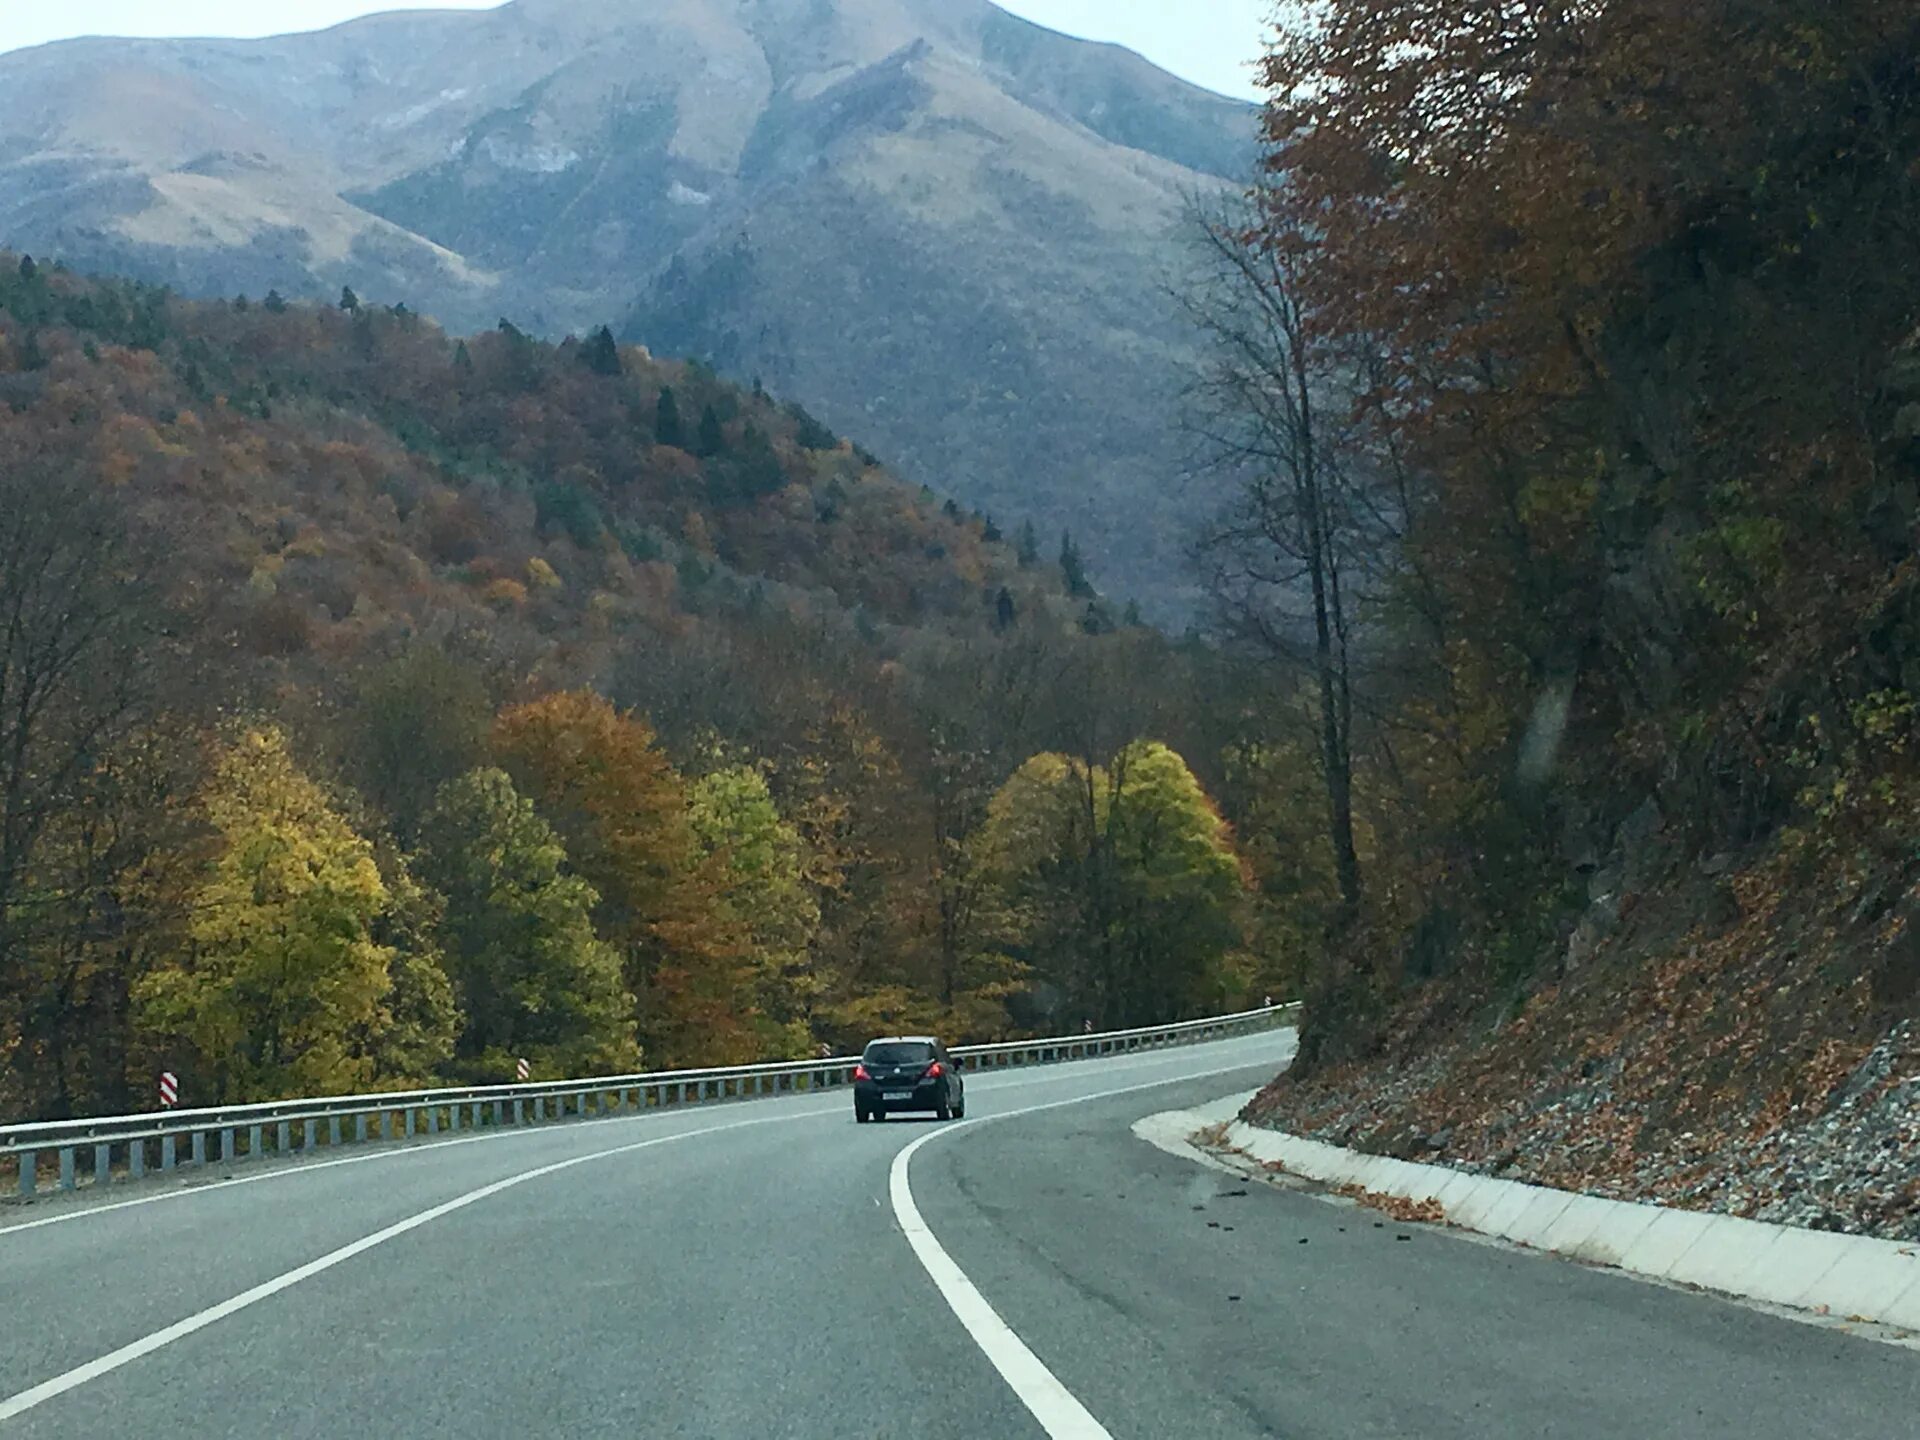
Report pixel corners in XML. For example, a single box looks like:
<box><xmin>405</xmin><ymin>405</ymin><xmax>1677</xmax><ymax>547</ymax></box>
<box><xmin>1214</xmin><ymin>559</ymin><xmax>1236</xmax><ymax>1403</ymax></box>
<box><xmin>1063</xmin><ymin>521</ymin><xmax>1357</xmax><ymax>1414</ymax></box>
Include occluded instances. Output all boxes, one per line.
<box><xmin>865</xmin><ymin>1034</ymin><xmax>941</xmax><ymax>1045</ymax></box>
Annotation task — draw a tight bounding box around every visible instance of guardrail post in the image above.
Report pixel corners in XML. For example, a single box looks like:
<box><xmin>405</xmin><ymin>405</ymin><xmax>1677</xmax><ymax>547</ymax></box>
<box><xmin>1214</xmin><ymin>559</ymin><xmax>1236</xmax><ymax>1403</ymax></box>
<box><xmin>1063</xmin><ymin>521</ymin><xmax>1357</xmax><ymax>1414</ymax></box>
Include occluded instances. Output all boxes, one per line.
<box><xmin>355</xmin><ymin>1114</ymin><xmax>367</xmax><ymax>1143</ymax></box>
<box><xmin>94</xmin><ymin>1143</ymin><xmax>111</xmax><ymax>1188</ymax></box>
<box><xmin>303</xmin><ymin>1119</ymin><xmax>317</xmax><ymax>1153</ymax></box>
<box><xmin>248</xmin><ymin>1124</ymin><xmax>263</xmax><ymax>1158</ymax></box>
<box><xmin>129</xmin><ymin>1139</ymin><xmax>145</xmax><ymax>1181</ymax></box>
<box><xmin>493</xmin><ymin>1100</ymin><xmax>505</xmax><ymax>1126</ymax></box>
<box><xmin>329</xmin><ymin>1117</ymin><xmax>341</xmax><ymax>1146</ymax></box>
<box><xmin>534</xmin><ymin>1096</ymin><xmax>546</xmax><ymax>1122</ymax></box>
<box><xmin>16</xmin><ymin>1151</ymin><xmax>34</xmax><ymax>1197</ymax></box>
<box><xmin>218</xmin><ymin>1128</ymin><xmax>233</xmax><ymax>1164</ymax></box>
<box><xmin>190</xmin><ymin>1131</ymin><xmax>206</xmax><ymax>1167</ymax></box>
<box><xmin>277</xmin><ymin>1120</ymin><xmax>291</xmax><ymax>1153</ymax></box>
<box><xmin>58</xmin><ymin>1147</ymin><xmax>76</xmax><ymax>1191</ymax></box>
<box><xmin>161</xmin><ymin>1134</ymin><xmax>176</xmax><ymax>1171</ymax></box>
<box><xmin>425</xmin><ymin>1106</ymin><xmax>439</xmax><ymax>1135</ymax></box>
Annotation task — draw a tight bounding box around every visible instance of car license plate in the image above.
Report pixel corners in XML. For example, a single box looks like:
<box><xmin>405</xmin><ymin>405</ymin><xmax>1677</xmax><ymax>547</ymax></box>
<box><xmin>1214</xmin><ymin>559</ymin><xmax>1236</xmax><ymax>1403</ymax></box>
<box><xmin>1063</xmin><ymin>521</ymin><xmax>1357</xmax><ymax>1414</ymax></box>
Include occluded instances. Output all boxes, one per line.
<box><xmin>883</xmin><ymin>1090</ymin><xmax>912</xmax><ymax>1101</ymax></box>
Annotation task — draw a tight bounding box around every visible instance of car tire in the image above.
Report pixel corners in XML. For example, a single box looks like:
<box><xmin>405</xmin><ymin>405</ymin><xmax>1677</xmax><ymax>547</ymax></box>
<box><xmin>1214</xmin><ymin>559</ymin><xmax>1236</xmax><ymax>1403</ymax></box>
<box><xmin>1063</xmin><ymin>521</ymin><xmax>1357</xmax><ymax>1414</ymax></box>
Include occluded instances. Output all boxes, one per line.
<box><xmin>855</xmin><ymin>1108</ymin><xmax>869</xmax><ymax>1124</ymax></box>
<box><xmin>953</xmin><ymin>1099</ymin><xmax>966</xmax><ymax>1119</ymax></box>
<box><xmin>936</xmin><ymin>1101</ymin><xmax>952</xmax><ymax>1120</ymax></box>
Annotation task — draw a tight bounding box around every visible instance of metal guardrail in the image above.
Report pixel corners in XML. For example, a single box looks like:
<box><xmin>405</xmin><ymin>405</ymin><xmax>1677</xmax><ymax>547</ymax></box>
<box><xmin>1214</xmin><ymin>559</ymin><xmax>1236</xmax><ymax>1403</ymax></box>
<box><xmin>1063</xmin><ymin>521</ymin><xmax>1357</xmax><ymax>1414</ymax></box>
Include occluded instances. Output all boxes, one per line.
<box><xmin>0</xmin><ymin>1003</ymin><xmax>1299</xmax><ymax>1200</ymax></box>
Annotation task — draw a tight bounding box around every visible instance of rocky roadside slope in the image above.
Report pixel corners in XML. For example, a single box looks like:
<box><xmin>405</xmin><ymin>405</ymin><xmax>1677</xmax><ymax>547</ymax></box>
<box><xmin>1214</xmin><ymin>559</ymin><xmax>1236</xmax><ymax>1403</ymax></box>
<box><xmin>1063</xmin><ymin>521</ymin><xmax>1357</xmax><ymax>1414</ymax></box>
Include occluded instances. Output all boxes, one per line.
<box><xmin>1246</xmin><ymin>805</ymin><xmax>1920</xmax><ymax>1241</ymax></box>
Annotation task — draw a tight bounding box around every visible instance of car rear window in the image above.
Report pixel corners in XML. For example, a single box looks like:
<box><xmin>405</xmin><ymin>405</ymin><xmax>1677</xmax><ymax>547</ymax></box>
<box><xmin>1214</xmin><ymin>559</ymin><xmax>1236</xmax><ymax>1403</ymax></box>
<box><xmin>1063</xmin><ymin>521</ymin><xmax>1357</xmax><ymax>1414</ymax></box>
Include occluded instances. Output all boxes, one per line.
<box><xmin>864</xmin><ymin>1041</ymin><xmax>935</xmax><ymax>1065</ymax></box>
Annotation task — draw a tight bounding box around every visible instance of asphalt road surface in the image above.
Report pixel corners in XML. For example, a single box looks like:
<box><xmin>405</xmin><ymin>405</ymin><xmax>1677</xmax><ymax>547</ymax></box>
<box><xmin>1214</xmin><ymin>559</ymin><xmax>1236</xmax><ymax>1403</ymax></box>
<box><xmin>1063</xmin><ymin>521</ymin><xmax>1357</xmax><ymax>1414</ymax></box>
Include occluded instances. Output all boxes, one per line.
<box><xmin>3</xmin><ymin>1030</ymin><xmax>1915</xmax><ymax>1438</ymax></box>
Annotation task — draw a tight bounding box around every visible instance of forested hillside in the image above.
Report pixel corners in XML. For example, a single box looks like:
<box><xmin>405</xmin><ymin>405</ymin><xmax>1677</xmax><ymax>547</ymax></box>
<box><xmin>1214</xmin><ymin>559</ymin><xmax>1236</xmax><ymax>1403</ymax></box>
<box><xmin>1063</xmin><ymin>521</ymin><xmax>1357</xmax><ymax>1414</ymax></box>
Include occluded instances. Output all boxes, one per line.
<box><xmin>1213</xmin><ymin>1</ymin><xmax>1920</xmax><ymax>1237</ymax></box>
<box><xmin>0</xmin><ymin>0</ymin><xmax>1257</xmax><ymax>615</ymax></box>
<box><xmin>0</xmin><ymin>257</ymin><xmax>1282</xmax><ymax>1122</ymax></box>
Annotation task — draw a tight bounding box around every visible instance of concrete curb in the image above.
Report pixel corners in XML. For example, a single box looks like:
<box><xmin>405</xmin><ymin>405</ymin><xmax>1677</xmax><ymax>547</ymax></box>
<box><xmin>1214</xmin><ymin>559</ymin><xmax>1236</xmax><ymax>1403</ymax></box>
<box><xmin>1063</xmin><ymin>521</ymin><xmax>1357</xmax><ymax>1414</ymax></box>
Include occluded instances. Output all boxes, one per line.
<box><xmin>1213</xmin><ymin>1118</ymin><xmax>1920</xmax><ymax>1331</ymax></box>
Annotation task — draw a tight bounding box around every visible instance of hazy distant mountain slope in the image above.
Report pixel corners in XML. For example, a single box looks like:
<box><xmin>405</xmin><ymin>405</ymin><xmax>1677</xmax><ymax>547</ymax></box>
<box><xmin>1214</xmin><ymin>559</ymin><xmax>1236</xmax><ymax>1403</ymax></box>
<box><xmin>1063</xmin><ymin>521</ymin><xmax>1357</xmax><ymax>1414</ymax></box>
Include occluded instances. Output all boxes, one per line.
<box><xmin>0</xmin><ymin>0</ymin><xmax>1255</xmax><ymax>614</ymax></box>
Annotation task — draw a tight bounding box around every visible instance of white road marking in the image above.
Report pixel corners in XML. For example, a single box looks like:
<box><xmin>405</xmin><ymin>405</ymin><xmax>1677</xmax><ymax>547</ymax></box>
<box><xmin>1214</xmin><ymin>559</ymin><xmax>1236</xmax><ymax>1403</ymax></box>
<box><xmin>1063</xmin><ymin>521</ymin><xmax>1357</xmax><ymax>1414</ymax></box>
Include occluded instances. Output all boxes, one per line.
<box><xmin>0</xmin><ymin>1111</ymin><xmax>797</xmax><ymax>1423</ymax></box>
<box><xmin>888</xmin><ymin>1053</ymin><xmax>1286</xmax><ymax>1440</ymax></box>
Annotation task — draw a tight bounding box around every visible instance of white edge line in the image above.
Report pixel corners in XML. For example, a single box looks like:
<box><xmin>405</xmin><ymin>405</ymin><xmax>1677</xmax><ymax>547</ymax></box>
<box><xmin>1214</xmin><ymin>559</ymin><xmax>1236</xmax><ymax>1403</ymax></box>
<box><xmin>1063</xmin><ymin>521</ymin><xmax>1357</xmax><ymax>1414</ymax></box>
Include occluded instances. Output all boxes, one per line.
<box><xmin>888</xmin><ymin>1052</ymin><xmax>1286</xmax><ymax>1440</ymax></box>
<box><xmin>0</xmin><ymin>1111</ymin><xmax>796</xmax><ymax>1423</ymax></box>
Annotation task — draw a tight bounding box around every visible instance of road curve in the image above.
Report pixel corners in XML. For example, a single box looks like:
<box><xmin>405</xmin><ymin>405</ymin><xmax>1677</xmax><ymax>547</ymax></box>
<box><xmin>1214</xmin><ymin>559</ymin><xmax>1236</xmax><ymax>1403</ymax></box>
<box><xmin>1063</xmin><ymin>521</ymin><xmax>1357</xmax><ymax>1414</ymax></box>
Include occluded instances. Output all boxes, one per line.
<box><xmin>2</xmin><ymin>1030</ymin><xmax>1914</xmax><ymax>1438</ymax></box>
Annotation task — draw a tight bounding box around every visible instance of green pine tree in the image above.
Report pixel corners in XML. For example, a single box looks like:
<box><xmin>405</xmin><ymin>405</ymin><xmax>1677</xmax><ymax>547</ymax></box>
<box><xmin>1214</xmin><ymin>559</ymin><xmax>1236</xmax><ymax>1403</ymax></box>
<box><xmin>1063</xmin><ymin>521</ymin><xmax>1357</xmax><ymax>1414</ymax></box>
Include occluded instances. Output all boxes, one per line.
<box><xmin>1017</xmin><ymin>520</ymin><xmax>1040</xmax><ymax>567</ymax></box>
<box><xmin>698</xmin><ymin>403</ymin><xmax>726</xmax><ymax>457</ymax></box>
<box><xmin>1060</xmin><ymin>531</ymin><xmax>1094</xmax><ymax>597</ymax></box>
<box><xmin>579</xmin><ymin>325</ymin><xmax>623</xmax><ymax>377</ymax></box>
<box><xmin>656</xmin><ymin>387</ymin><xmax>685</xmax><ymax>448</ymax></box>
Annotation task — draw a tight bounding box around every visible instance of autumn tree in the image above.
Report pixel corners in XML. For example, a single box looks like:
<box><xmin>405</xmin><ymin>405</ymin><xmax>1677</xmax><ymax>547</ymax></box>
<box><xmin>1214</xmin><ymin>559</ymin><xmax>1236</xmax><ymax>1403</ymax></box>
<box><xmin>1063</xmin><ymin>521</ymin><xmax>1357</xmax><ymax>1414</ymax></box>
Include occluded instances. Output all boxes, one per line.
<box><xmin>981</xmin><ymin>740</ymin><xmax>1245</xmax><ymax>1028</ymax></box>
<box><xmin>1187</xmin><ymin>202</ymin><xmax>1385</xmax><ymax>925</ymax></box>
<box><xmin>416</xmin><ymin>768</ymin><xmax>636</xmax><ymax>1078</ymax></box>
<box><xmin>12</xmin><ymin>722</ymin><xmax>202</xmax><ymax>1119</ymax></box>
<box><xmin>1244</xmin><ymin>0</ymin><xmax>1920</xmax><ymax>1067</ymax></box>
<box><xmin>362</xmin><ymin>847</ymin><xmax>461</xmax><ymax>1083</ymax></box>
<box><xmin>342</xmin><ymin>645</ymin><xmax>493</xmax><ymax>844</ymax></box>
<box><xmin>493</xmin><ymin>691</ymin><xmax>749</xmax><ymax>1065</ymax></box>
<box><xmin>0</xmin><ymin>454</ymin><xmax>167</xmax><ymax>1038</ymax></box>
<box><xmin>688</xmin><ymin>764</ymin><xmax>819</xmax><ymax>1055</ymax></box>
<box><xmin>134</xmin><ymin>728</ymin><xmax>396</xmax><ymax>1101</ymax></box>
<box><xmin>921</xmin><ymin>721</ymin><xmax>1025</xmax><ymax>1035</ymax></box>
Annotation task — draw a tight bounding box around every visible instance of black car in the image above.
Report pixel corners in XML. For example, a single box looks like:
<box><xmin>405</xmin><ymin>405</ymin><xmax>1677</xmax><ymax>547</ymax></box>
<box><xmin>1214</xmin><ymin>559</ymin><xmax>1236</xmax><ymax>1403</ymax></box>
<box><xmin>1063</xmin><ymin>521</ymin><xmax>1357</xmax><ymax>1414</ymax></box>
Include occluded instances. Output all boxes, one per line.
<box><xmin>853</xmin><ymin>1036</ymin><xmax>965</xmax><ymax>1122</ymax></box>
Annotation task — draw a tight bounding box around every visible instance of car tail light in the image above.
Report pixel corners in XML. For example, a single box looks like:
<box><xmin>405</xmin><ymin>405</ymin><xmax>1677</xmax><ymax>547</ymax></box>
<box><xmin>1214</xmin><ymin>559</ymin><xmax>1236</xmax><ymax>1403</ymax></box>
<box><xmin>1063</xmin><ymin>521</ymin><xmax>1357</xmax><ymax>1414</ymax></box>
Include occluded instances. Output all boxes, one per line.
<box><xmin>853</xmin><ymin>1064</ymin><xmax>869</xmax><ymax>1081</ymax></box>
<box><xmin>925</xmin><ymin>1061</ymin><xmax>944</xmax><ymax>1078</ymax></box>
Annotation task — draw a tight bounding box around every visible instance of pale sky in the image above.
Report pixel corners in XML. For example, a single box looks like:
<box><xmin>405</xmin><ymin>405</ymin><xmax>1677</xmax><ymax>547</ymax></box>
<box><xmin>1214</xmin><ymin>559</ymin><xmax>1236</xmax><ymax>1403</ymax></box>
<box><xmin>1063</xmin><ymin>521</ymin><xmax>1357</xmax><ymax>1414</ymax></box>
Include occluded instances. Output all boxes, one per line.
<box><xmin>0</xmin><ymin>1</ymin><xmax>1270</xmax><ymax>99</ymax></box>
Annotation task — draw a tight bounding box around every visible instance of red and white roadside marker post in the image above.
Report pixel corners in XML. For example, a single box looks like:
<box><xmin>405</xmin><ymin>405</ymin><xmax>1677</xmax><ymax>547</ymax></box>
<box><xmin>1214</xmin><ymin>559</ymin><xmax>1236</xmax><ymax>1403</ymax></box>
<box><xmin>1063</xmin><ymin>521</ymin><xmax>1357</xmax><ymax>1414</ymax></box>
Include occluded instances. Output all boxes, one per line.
<box><xmin>156</xmin><ymin>1071</ymin><xmax>180</xmax><ymax>1173</ymax></box>
<box><xmin>516</xmin><ymin>1057</ymin><xmax>530</xmax><ymax>1081</ymax></box>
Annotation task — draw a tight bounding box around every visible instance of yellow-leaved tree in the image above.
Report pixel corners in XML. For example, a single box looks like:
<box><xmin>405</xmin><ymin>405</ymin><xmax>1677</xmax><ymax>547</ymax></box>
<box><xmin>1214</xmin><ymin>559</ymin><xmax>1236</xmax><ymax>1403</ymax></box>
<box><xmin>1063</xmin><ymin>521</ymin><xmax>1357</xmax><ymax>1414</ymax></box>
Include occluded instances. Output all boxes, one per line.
<box><xmin>135</xmin><ymin>727</ymin><xmax>395</xmax><ymax>1101</ymax></box>
<box><xmin>981</xmin><ymin>741</ymin><xmax>1247</xmax><ymax>1030</ymax></box>
<box><xmin>687</xmin><ymin>764</ymin><xmax>820</xmax><ymax>1058</ymax></box>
